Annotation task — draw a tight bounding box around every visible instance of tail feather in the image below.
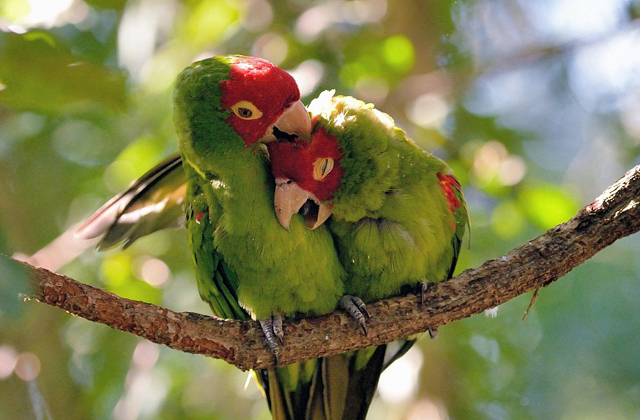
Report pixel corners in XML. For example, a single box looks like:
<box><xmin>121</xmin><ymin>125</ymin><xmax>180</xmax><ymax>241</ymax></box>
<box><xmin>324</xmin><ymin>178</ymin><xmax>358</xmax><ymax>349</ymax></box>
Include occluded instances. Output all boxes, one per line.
<box><xmin>267</xmin><ymin>346</ymin><xmax>390</xmax><ymax>420</ymax></box>
<box><xmin>321</xmin><ymin>353</ymin><xmax>351</xmax><ymax>419</ymax></box>
<box><xmin>266</xmin><ymin>340</ymin><xmax>415</xmax><ymax>420</ymax></box>
<box><xmin>266</xmin><ymin>361</ymin><xmax>319</xmax><ymax>420</ymax></box>
<box><xmin>305</xmin><ymin>365</ymin><xmax>327</xmax><ymax>420</ymax></box>
<box><xmin>267</xmin><ymin>368</ymin><xmax>291</xmax><ymax>420</ymax></box>
<box><xmin>340</xmin><ymin>346</ymin><xmax>387</xmax><ymax>420</ymax></box>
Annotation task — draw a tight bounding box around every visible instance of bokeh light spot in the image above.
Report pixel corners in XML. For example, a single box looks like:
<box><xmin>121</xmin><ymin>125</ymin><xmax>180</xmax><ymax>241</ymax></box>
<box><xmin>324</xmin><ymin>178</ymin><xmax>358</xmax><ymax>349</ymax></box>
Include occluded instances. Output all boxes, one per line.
<box><xmin>406</xmin><ymin>94</ymin><xmax>449</xmax><ymax>128</ymax></box>
<box><xmin>24</xmin><ymin>0</ymin><xmax>74</xmax><ymax>27</ymax></box>
<box><xmin>355</xmin><ymin>76</ymin><xmax>389</xmax><ymax>104</ymax></box>
<box><xmin>491</xmin><ymin>200</ymin><xmax>525</xmax><ymax>239</ymax></box>
<box><xmin>241</xmin><ymin>0</ymin><xmax>273</xmax><ymax>32</ymax></box>
<box><xmin>498</xmin><ymin>156</ymin><xmax>526</xmax><ymax>186</ymax></box>
<box><xmin>251</xmin><ymin>33</ymin><xmax>288</xmax><ymax>66</ymax></box>
<box><xmin>378</xmin><ymin>346</ymin><xmax>423</xmax><ymax>404</ymax></box>
<box><xmin>135</xmin><ymin>256</ymin><xmax>171</xmax><ymax>287</ymax></box>
<box><xmin>14</xmin><ymin>352</ymin><xmax>41</xmax><ymax>381</ymax></box>
<box><xmin>406</xmin><ymin>399</ymin><xmax>448</xmax><ymax>420</ymax></box>
<box><xmin>132</xmin><ymin>341</ymin><xmax>160</xmax><ymax>369</ymax></box>
<box><xmin>52</xmin><ymin>120</ymin><xmax>119</xmax><ymax>166</ymax></box>
<box><xmin>518</xmin><ymin>185</ymin><xmax>579</xmax><ymax>229</ymax></box>
<box><xmin>290</xmin><ymin>60</ymin><xmax>325</xmax><ymax>97</ymax></box>
<box><xmin>382</xmin><ymin>34</ymin><xmax>415</xmax><ymax>73</ymax></box>
<box><xmin>101</xmin><ymin>254</ymin><xmax>133</xmax><ymax>287</ymax></box>
<box><xmin>470</xmin><ymin>334</ymin><xmax>500</xmax><ymax>364</ymax></box>
<box><xmin>0</xmin><ymin>346</ymin><xmax>18</xmax><ymax>379</ymax></box>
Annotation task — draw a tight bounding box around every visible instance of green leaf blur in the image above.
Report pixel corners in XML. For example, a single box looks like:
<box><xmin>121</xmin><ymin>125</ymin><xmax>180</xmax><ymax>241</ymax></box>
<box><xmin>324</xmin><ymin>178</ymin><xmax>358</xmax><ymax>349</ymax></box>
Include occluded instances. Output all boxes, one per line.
<box><xmin>0</xmin><ymin>31</ymin><xmax>127</xmax><ymax>113</ymax></box>
<box><xmin>0</xmin><ymin>254</ymin><xmax>30</xmax><ymax>317</ymax></box>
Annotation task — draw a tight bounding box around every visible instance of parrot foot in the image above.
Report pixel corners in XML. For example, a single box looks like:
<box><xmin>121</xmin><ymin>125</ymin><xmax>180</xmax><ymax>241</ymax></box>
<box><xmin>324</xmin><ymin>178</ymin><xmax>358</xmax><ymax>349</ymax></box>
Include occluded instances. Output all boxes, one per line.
<box><xmin>259</xmin><ymin>314</ymin><xmax>285</xmax><ymax>364</ymax></box>
<box><xmin>339</xmin><ymin>295</ymin><xmax>370</xmax><ymax>336</ymax></box>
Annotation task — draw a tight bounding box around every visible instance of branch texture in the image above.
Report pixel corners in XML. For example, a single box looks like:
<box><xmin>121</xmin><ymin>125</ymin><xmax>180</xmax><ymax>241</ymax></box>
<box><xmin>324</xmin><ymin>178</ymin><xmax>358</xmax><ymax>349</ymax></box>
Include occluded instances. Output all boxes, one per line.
<box><xmin>15</xmin><ymin>165</ymin><xmax>640</xmax><ymax>370</ymax></box>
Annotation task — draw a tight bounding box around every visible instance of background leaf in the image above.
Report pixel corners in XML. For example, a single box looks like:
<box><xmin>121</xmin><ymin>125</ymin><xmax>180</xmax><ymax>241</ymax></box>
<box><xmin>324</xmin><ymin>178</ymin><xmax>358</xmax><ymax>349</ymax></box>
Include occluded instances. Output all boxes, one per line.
<box><xmin>0</xmin><ymin>31</ymin><xmax>127</xmax><ymax>114</ymax></box>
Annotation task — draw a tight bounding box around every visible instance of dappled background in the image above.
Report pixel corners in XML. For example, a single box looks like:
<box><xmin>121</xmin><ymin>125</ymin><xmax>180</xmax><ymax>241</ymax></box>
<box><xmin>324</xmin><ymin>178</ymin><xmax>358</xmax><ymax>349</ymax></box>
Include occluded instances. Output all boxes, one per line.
<box><xmin>2</xmin><ymin>0</ymin><xmax>640</xmax><ymax>419</ymax></box>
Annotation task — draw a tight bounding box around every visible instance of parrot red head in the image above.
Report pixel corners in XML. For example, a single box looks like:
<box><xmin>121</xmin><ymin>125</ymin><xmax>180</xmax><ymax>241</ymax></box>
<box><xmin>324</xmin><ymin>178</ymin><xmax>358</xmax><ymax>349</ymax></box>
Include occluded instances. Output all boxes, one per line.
<box><xmin>268</xmin><ymin>124</ymin><xmax>344</xmax><ymax>230</ymax></box>
<box><xmin>219</xmin><ymin>56</ymin><xmax>311</xmax><ymax>145</ymax></box>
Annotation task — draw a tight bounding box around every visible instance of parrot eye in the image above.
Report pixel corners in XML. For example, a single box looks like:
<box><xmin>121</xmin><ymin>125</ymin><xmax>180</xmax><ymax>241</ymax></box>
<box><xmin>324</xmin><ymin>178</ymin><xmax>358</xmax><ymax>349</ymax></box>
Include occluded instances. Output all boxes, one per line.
<box><xmin>313</xmin><ymin>157</ymin><xmax>334</xmax><ymax>181</ymax></box>
<box><xmin>231</xmin><ymin>101</ymin><xmax>263</xmax><ymax>120</ymax></box>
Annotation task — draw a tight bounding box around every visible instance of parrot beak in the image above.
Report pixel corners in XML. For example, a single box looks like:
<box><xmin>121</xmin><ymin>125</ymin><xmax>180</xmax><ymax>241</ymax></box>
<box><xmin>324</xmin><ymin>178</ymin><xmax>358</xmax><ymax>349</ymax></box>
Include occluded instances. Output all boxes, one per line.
<box><xmin>262</xmin><ymin>100</ymin><xmax>311</xmax><ymax>143</ymax></box>
<box><xmin>274</xmin><ymin>177</ymin><xmax>332</xmax><ymax>230</ymax></box>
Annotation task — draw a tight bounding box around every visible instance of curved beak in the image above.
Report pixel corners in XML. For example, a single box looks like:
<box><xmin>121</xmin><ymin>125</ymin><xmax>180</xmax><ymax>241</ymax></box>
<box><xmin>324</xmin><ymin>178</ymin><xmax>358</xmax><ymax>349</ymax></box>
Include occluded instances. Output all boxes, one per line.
<box><xmin>262</xmin><ymin>100</ymin><xmax>311</xmax><ymax>143</ymax></box>
<box><xmin>274</xmin><ymin>177</ymin><xmax>332</xmax><ymax>230</ymax></box>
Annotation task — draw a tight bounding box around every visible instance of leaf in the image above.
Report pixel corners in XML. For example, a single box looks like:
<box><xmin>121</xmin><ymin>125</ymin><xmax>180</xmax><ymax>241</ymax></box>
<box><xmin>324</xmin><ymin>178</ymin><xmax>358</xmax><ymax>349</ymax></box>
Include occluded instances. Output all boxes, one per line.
<box><xmin>0</xmin><ymin>30</ymin><xmax>127</xmax><ymax>114</ymax></box>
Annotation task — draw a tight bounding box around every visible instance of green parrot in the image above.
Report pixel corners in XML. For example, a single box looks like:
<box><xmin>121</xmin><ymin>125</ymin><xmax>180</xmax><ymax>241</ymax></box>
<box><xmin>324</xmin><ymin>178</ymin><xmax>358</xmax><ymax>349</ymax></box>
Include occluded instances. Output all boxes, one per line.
<box><xmin>76</xmin><ymin>56</ymin><xmax>372</xmax><ymax>420</ymax></box>
<box><xmin>268</xmin><ymin>90</ymin><xmax>468</xmax><ymax>301</ymax></box>
<box><xmin>266</xmin><ymin>90</ymin><xmax>469</xmax><ymax>415</ymax></box>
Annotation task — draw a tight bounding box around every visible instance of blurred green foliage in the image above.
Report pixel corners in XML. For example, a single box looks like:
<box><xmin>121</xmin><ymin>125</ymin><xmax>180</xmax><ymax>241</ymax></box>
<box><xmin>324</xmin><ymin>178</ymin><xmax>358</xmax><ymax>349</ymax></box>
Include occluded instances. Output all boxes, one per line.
<box><xmin>0</xmin><ymin>254</ymin><xmax>29</xmax><ymax>317</ymax></box>
<box><xmin>2</xmin><ymin>0</ymin><xmax>640</xmax><ymax>419</ymax></box>
<box><xmin>0</xmin><ymin>30</ymin><xmax>127</xmax><ymax>113</ymax></box>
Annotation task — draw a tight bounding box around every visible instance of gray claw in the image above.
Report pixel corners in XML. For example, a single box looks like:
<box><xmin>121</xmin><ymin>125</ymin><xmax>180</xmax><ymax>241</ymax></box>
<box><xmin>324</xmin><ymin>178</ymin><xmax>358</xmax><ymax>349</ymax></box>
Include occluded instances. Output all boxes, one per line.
<box><xmin>420</xmin><ymin>280</ymin><xmax>430</xmax><ymax>306</ymax></box>
<box><xmin>259</xmin><ymin>314</ymin><xmax>285</xmax><ymax>364</ymax></box>
<box><xmin>340</xmin><ymin>295</ymin><xmax>370</xmax><ymax>336</ymax></box>
<box><xmin>428</xmin><ymin>326</ymin><xmax>439</xmax><ymax>340</ymax></box>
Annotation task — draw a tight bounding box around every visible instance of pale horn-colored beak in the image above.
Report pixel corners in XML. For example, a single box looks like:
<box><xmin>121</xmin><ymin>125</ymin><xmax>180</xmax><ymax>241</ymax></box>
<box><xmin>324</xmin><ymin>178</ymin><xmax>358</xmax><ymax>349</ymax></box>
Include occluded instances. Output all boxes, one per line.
<box><xmin>274</xmin><ymin>177</ymin><xmax>332</xmax><ymax>230</ymax></box>
<box><xmin>262</xmin><ymin>100</ymin><xmax>311</xmax><ymax>143</ymax></box>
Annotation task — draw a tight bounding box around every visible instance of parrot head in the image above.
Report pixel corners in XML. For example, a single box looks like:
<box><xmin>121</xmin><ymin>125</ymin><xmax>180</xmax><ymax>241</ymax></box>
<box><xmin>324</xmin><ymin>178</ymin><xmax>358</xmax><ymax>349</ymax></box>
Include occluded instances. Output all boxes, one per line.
<box><xmin>174</xmin><ymin>55</ymin><xmax>311</xmax><ymax>170</ymax></box>
<box><xmin>218</xmin><ymin>56</ymin><xmax>311</xmax><ymax>145</ymax></box>
<box><xmin>268</xmin><ymin>124</ymin><xmax>344</xmax><ymax>230</ymax></box>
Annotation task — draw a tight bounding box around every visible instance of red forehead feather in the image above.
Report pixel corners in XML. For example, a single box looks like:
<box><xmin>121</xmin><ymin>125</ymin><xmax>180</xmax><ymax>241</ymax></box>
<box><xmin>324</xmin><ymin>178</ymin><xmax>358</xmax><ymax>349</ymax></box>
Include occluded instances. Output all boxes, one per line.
<box><xmin>268</xmin><ymin>126</ymin><xmax>344</xmax><ymax>202</ymax></box>
<box><xmin>219</xmin><ymin>56</ymin><xmax>300</xmax><ymax>145</ymax></box>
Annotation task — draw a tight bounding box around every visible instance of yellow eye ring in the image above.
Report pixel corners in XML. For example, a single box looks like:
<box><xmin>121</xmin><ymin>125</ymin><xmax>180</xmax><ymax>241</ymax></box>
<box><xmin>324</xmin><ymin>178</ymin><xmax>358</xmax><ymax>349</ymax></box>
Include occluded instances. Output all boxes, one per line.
<box><xmin>231</xmin><ymin>101</ymin><xmax>263</xmax><ymax>120</ymax></box>
<box><xmin>313</xmin><ymin>157</ymin><xmax>334</xmax><ymax>181</ymax></box>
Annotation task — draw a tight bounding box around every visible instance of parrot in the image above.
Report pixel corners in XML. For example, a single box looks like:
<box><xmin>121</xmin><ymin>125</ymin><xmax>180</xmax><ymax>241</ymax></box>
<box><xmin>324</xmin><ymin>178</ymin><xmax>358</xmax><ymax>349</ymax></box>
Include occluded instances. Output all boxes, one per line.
<box><xmin>76</xmin><ymin>56</ymin><xmax>372</xmax><ymax>420</ymax></box>
<box><xmin>268</xmin><ymin>90</ymin><xmax>468</xmax><ymax>302</ymax></box>
<box><xmin>266</xmin><ymin>90</ymin><xmax>469</xmax><ymax>408</ymax></box>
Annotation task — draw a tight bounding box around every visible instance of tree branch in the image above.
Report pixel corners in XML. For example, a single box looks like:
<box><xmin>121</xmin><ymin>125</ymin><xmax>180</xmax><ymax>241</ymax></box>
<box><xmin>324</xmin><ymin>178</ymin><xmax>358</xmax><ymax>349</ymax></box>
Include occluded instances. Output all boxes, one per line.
<box><xmin>10</xmin><ymin>165</ymin><xmax>640</xmax><ymax>371</ymax></box>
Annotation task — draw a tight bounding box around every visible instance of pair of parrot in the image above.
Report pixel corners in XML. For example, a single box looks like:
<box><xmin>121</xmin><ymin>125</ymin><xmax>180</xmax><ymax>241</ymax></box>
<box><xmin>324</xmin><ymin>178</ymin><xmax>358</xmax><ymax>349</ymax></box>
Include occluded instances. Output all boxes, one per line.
<box><xmin>76</xmin><ymin>55</ymin><xmax>468</xmax><ymax>420</ymax></box>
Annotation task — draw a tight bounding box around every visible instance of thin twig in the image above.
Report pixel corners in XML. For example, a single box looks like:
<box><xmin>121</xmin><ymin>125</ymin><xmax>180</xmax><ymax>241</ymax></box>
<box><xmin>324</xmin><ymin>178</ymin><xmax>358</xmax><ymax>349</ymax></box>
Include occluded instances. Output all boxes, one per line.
<box><xmin>522</xmin><ymin>288</ymin><xmax>540</xmax><ymax>322</ymax></box>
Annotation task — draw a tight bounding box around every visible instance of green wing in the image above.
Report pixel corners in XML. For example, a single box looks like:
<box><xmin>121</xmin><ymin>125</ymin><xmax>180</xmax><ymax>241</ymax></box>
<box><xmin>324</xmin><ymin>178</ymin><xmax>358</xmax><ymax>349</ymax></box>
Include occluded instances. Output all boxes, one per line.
<box><xmin>183</xmin><ymin>161</ymin><xmax>248</xmax><ymax>320</ymax></box>
<box><xmin>75</xmin><ymin>153</ymin><xmax>187</xmax><ymax>250</ymax></box>
<box><xmin>75</xmin><ymin>153</ymin><xmax>244</xmax><ymax>318</ymax></box>
<box><xmin>75</xmin><ymin>153</ymin><xmax>246</xmax><ymax>320</ymax></box>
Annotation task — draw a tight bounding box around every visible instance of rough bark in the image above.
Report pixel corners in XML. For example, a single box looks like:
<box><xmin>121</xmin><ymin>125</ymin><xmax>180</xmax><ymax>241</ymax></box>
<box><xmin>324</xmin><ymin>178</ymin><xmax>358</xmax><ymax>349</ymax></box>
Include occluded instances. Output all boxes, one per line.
<box><xmin>11</xmin><ymin>164</ymin><xmax>640</xmax><ymax>371</ymax></box>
